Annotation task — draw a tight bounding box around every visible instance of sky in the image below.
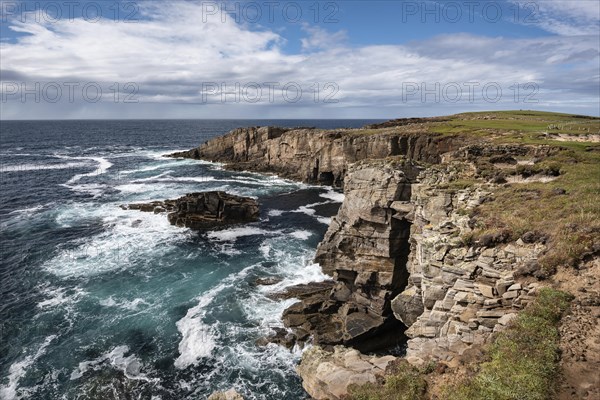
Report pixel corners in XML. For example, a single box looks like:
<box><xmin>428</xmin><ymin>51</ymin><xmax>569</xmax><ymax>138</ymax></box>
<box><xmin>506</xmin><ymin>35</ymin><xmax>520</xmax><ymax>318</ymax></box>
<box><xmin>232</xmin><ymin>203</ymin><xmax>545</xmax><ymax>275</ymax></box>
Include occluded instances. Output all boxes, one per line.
<box><xmin>0</xmin><ymin>0</ymin><xmax>599</xmax><ymax>119</ymax></box>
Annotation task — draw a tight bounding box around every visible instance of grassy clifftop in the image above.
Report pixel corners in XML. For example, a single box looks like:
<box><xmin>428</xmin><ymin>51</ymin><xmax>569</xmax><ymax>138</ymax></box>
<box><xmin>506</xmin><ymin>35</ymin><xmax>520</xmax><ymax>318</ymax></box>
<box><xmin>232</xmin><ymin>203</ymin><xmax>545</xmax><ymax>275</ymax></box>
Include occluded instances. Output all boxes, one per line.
<box><xmin>343</xmin><ymin>110</ymin><xmax>599</xmax><ymax>400</ymax></box>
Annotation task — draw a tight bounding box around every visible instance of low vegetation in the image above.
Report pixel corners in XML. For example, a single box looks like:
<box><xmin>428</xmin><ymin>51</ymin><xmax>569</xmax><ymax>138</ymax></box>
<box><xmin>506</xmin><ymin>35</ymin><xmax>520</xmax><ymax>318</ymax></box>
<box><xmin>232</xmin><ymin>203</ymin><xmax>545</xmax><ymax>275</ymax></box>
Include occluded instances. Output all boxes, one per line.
<box><xmin>346</xmin><ymin>360</ymin><xmax>428</xmax><ymax>400</ymax></box>
<box><xmin>442</xmin><ymin>288</ymin><xmax>573</xmax><ymax>400</ymax></box>
<box><xmin>418</xmin><ymin>110</ymin><xmax>600</xmax><ymax>275</ymax></box>
<box><xmin>345</xmin><ymin>288</ymin><xmax>572</xmax><ymax>400</ymax></box>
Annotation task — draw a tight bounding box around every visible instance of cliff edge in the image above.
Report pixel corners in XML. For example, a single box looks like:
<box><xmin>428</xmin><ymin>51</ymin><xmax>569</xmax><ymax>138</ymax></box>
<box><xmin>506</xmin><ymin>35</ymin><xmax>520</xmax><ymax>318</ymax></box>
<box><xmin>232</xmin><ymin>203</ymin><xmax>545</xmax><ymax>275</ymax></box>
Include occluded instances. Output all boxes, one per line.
<box><xmin>170</xmin><ymin>111</ymin><xmax>600</xmax><ymax>399</ymax></box>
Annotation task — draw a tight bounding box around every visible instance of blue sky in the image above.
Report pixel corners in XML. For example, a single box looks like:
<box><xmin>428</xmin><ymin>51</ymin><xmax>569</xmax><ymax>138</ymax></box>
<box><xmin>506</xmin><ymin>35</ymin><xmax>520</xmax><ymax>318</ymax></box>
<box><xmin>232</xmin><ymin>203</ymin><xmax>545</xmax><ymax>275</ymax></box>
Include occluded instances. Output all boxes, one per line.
<box><xmin>1</xmin><ymin>0</ymin><xmax>599</xmax><ymax>119</ymax></box>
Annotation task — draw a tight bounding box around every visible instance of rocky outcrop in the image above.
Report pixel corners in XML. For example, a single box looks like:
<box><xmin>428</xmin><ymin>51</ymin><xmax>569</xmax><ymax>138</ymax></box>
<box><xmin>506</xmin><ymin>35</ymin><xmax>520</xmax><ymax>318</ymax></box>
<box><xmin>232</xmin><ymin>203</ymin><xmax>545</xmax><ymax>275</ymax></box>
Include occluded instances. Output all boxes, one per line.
<box><xmin>167</xmin><ymin>126</ymin><xmax>462</xmax><ymax>187</ymax></box>
<box><xmin>392</xmin><ymin>165</ymin><xmax>548</xmax><ymax>366</ymax></box>
<box><xmin>122</xmin><ymin>191</ymin><xmax>259</xmax><ymax>230</ymax></box>
<box><xmin>276</xmin><ymin>158</ymin><xmax>421</xmax><ymax>351</ymax></box>
<box><xmin>296</xmin><ymin>346</ymin><xmax>396</xmax><ymax>400</ymax></box>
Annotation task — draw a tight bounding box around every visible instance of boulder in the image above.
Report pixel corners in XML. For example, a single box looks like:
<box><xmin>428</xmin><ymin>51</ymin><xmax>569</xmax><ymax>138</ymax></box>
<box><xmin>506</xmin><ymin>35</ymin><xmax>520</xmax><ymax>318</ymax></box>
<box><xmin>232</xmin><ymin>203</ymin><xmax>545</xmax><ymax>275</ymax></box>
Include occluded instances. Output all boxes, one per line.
<box><xmin>391</xmin><ymin>286</ymin><xmax>424</xmax><ymax>326</ymax></box>
<box><xmin>297</xmin><ymin>346</ymin><xmax>395</xmax><ymax>400</ymax></box>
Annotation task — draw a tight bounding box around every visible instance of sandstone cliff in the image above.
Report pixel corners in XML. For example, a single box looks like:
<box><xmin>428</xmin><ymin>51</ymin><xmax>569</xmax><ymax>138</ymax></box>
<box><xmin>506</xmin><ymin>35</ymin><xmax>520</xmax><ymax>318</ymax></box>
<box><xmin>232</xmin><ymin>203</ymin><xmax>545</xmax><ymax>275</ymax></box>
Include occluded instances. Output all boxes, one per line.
<box><xmin>168</xmin><ymin>126</ymin><xmax>461</xmax><ymax>186</ymax></box>
<box><xmin>171</xmin><ymin>112</ymin><xmax>599</xmax><ymax>399</ymax></box>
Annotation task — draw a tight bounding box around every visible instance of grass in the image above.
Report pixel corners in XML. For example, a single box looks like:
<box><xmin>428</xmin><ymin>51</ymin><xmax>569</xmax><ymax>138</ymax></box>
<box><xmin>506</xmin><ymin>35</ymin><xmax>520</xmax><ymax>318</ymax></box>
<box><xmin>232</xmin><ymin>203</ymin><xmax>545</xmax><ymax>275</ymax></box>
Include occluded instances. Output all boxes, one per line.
<box><xmin>429</xmin><ymin>110</ymin><xmax>599</xmax><ymax>138</ymax></box>
<box><xmin>345</xmin><ymin>288</ymin><xmax>573</xmax><ymax>400</ymax></box>
<box><xmin>345</xmin><ymin>360</ymin><xmax>428</xmax><ymax>400</ymax></box>
<box><xmin>442</xmin><ymin>288</ymin><xmax>573</xmax><ymax>400</ymax></box>
<box><xmin>424</xmin><ymin>110</ymin><xmax>600</xmax><ymax>273</ymax></box>
<box><xmin>467</xmin><ymin>144</ymin><xmax>600</xmax><ymax>273</ymax></box>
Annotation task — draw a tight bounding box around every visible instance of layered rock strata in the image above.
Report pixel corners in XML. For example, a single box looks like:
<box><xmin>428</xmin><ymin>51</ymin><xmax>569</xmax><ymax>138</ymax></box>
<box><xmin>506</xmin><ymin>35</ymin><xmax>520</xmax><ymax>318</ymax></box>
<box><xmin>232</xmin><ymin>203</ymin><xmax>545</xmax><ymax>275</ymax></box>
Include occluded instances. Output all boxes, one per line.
<box><xmin>167</xmin><ymin>126</ymin><xmax>461</xmax><ymax>187</ymax></box>
<box><xmin>394</xmin><ymin>165</ymin><xmax>547</xmax><ymax>365</ymax></box>
<box><xmin>122</xmin><ymin>191</ymin><xmax>259</xmax><ymax>230</ymax></box>
<box><xmin>174</xmin><ymin>125</ymin><xmax>563</xmax><ymax>398</ymax></box>
<box><xmin>276</xmin><ymin>158</ymin><xmax>421</xmax><ymax>351</ymax></box>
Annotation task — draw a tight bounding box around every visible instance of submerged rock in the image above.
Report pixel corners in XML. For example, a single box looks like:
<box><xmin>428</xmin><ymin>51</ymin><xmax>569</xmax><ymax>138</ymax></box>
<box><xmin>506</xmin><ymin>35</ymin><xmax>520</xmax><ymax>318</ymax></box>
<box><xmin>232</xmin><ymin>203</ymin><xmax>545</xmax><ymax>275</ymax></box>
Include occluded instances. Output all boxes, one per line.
<box><xmin>122</xmin><ymin>191</ymin><xmax>259</xmax><ymax>230</ymax></box>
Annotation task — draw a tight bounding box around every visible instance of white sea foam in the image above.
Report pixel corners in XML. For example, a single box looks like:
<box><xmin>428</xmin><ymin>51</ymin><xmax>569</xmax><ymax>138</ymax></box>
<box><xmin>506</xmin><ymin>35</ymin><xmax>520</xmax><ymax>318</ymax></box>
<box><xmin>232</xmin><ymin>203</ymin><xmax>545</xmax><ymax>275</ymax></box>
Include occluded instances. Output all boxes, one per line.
<box><xmin>206</xmin><ymin>227</ymin><xmax>278</xmax><ymax>242</ymax></box>
<box><xmin>259</xmin><ymin>242</ymin><xmax>271</xmax><ymax>258</ymax></box>
<box><xmin>70</xmin><ymin>345</ymin><xmax>157</xmax><ymax>383</ymax></box>
<box><xmin>320</xmin><ymin>189</ymin><xmax>345</xmax><ymax>202</ymax></box>
<box><xmin>0</xmin><ymin>162</ymin><xmax>88</xmax><ymax>173</ymax></box>
<box><xmin>129</xmin><ymin>171</ymin><xmax>175</xmax><ymax>182</ymax></box>
<box><xmin>317</xmin><ymin>217</ymin><xmax>332</xmax><ymax>225</ymax></box>
<box><xmin>99</xmin><ymin>296</ymin><xmax>150</xmax><ymax>311</ymax></box>
<box><xmin>63</xmin><ymin>156</ymin><xmax>113</xmax><ymax>185</ymax></box>
<box><xmin>293</xmin><ymin>205</ymin><xmax>316</xmax><ymax>216</ymax></box>
<box><xmin>288</xmin><ymin>230</ymin><xmax>313</xmax><ymax>240</ymax></box>
<box><xmin>44</xmin><ymin>204</ymin><xmax>189</xmax><ymax>277</ymax></box>
<box><xmin>0</xmin><ymin>335</ymin><xmax>57</xmax><ymax>400</ymax></box>
<box><xmin>173</xmin><ymin>295</ymin><xmax>217</xmax><ymax>369</ymax></box>
<box><xmin>268</xmin><ymin>209</ymin><xmax>284</xmax><ymax>217</ymax></box>
<box><xmin>118</xmin><ymin>159</ymin><xmax>197</xmax><ymax>175</ymax></box>
<box><xmin>37</xmin><ymin>286</ymin><xmax>87</xmax><ymax>309</ymax></box>
<box><xmin>174</xmin><ymin>266</ymin><xmax>254</xmax><ymax>369</ymax></box>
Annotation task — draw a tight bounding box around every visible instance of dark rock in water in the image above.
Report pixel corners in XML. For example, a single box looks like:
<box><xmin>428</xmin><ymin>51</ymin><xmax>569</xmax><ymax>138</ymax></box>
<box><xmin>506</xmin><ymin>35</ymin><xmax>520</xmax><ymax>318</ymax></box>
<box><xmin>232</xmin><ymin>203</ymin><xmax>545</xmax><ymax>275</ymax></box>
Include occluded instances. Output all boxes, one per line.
<box><xmin>253</xmin><ymin>277</ymin><xmax>283</xmax><ymax>286</ymax></box>
<box><xmin>266</xmin><ymin>281</ymin><xmax>335</xmax><ymax>301</ymax></box>
<box><xmin>256</xmin><ymin>327</ymin><xmax>296</xmax><ymax>349</ymax></box>
<box><xmin>122</xmin><ymin>191</ymin><xmax>259</xmax><ymax>231</ymax></box>
<box><xmin>120</xmin><ymin>200</ymin><xmax>176</xmax><ymax>214</ymax></box>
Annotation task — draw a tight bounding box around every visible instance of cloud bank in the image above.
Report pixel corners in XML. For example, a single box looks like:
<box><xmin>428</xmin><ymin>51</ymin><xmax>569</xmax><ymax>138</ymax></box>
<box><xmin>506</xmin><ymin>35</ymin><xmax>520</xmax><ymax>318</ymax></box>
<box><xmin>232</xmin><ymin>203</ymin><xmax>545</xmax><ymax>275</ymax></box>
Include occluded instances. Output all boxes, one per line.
<box><xmin>1</xmin><ymin>0</ymin><xmax>598</xmax><ymax>119</ymax></box>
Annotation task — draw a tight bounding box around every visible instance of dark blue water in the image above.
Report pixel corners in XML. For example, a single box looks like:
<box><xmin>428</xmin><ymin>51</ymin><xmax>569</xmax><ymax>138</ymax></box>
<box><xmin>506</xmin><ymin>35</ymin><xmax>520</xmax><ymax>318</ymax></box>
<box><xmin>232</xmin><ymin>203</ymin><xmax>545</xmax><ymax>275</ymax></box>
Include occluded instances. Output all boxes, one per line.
<box><xmin>0</xmin><ymin>120</ymin><xmax>380</xmax><ymax>400</ymax></box>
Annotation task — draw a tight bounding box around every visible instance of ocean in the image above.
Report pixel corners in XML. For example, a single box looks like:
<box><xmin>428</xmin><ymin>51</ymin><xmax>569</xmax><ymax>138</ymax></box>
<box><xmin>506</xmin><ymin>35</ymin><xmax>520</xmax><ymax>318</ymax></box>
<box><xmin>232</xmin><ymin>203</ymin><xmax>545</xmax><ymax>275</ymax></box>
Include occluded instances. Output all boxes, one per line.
<box><xmin>0</xmin><ymin>119</ymin><xmax>381</xmax><ymax>400</ymax></box>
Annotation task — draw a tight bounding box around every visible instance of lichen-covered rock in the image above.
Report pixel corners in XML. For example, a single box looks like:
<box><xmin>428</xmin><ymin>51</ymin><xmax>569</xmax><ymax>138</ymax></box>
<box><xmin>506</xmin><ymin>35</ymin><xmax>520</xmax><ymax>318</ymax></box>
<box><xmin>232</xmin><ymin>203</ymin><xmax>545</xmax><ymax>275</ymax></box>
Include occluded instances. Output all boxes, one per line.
<box><xmin>122</xmin><ymin>191</ymin><xmax>259</xmax><ymax>230</ymax></box>
<box><xmin>297</xmin><ymin>346</ymin><xmax>395</xmax><ymax>400</ymax></box>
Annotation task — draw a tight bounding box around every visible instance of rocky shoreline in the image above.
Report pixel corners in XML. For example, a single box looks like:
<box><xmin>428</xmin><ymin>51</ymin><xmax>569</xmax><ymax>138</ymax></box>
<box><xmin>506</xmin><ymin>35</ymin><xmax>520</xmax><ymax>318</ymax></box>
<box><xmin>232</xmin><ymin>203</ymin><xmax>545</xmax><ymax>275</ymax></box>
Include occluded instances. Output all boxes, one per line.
<box><xmin>168</xmin><ymin>115</ymin><xmax>599</xmax><ymax>399</ymax></box>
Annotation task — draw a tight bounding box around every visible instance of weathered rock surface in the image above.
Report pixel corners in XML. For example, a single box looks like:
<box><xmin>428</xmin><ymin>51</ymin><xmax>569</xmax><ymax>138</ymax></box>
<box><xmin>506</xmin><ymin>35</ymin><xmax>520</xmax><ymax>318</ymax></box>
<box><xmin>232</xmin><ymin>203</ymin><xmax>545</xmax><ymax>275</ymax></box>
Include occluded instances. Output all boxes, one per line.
<box><xmin>122</xmin><ymin>191</ymin><xmax>259</xmax><ymax>230</ymax></box>
<box><xmin>275</xmin><ymin>159</ymin><xmax>421</xmax><ymax>351</ymax></box>
<box><xmin>176</xmin><ymin>123</ymin><xmax>577</xmax><ymax>395</ymax></box>
<box><xmin>394</xmin><ymin>164</ymin><xmax>548</xmax><ymax>366</ymax></box>
<box><xmin>296</xmin><ymin>346</ymin><xmax>396</xmax><ymax>400</ymax></box>
<box><xmin>167</xmin><ymin>126</ymin><xmax>462</xmax><ymax>187</ymax></box>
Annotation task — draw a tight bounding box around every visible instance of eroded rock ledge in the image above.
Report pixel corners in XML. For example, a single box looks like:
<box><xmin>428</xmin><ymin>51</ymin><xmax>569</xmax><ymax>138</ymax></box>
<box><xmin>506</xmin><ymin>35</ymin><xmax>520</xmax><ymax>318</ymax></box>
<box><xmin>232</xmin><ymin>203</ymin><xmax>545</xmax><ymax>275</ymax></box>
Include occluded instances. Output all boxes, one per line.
<box><xmin>122</xmin><ymin>191</ymin><xmax>259</xmax><ymax>230</ymax></box>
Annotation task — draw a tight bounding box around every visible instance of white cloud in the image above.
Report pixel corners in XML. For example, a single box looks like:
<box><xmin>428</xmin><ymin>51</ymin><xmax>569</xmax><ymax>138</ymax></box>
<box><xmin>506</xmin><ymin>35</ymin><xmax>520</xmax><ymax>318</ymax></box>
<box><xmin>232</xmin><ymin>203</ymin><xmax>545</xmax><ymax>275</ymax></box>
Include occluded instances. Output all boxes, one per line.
<box><xmin>300</xmin><ymin>24</ymin><xmax>347</xmax><ymax>51</ymax></box>
<box><xmin>0</xmin><ymin>1</ymin><xmax>598</xmax><ymax>119</ymax></box>
<box><xmin>509</xmin><ymin>0</ymin><xmax>600</xmax><ymax>36</ymax></box>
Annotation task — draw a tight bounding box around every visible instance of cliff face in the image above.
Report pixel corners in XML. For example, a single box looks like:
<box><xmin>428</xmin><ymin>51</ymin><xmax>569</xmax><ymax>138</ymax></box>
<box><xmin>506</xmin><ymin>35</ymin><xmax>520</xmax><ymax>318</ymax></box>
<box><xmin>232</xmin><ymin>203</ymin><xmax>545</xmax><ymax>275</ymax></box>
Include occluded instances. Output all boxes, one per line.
<box><xmin>397</xmin><ymin>164</ymin><xmax>545</xmax><ymax>365</ymax></box>
<box><xmin>171</xmin><ymin>124</ymin><xmax>556</xmax><ymax>395</ymax></box>
<box><xmin>169</xmin><ymin>126</ymin><xmax>461</xmax><ymax>186</ymax></box>
<box><xmin>281</xmin><ymin>159</ymin><xmax>420</xmax><ymax>352</ymax></box>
